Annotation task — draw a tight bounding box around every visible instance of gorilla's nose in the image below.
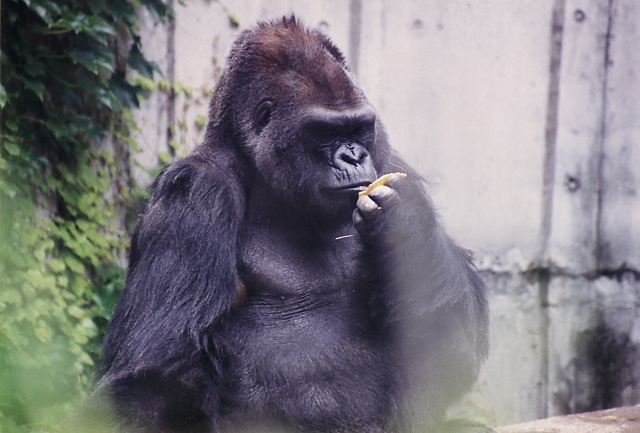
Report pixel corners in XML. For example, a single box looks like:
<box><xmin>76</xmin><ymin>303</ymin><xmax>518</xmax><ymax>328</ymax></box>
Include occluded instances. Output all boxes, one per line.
<box><xmin>334</xmin><ymin>143</ymin><xmax>369</xmax><ymax>168</ymax></box>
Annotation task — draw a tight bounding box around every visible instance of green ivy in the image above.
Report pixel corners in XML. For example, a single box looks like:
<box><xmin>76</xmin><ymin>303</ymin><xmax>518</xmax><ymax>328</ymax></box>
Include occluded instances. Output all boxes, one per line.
<box><xmin>0</xmin><ymin>0</ymin><xmax>171</xmax><ymax>431</ymax></box>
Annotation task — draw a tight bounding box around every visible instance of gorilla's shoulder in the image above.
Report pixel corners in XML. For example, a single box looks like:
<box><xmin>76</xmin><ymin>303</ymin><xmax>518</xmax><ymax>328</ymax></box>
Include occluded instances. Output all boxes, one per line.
<box><xmin>150</xmin><ymin>150</ymin><xmax>244</xmax><ymax>206</ymax></box>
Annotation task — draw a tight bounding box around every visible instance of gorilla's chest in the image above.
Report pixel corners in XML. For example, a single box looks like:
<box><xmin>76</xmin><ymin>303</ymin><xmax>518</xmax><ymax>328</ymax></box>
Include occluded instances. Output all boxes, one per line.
<box><xmin>226</xmin><ymin>226</ymin><xmax>394</xmax><ymax>430</ymax></box>
<box><xmin>238</xmin><ymin>224</ymin><xmax>363</xmax><ymax>297</ymax></box>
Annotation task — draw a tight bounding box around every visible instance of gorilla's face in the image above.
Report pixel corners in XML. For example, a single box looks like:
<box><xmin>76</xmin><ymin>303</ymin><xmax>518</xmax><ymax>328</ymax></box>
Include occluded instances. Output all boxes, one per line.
<box><xmin>248</xmin><ymin>94</ymin><xmax>379</xmax><ymax>221</ymax></box>
<box><xmin>301</xmin><ymin>105</ymin><xmax>378</xmax><ymax>193</ymax></box>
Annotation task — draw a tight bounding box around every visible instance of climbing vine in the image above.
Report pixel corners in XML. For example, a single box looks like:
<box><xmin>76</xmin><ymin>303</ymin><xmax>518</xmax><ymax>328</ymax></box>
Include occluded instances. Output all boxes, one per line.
<box><xmin>0</xmin><ymin>0</ymin><xmax>171</xmax><ymax>431</ymax></box>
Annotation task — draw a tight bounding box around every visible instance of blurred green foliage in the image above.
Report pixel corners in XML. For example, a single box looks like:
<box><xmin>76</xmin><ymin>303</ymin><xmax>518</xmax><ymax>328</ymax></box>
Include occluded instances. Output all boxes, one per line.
<box><xmin>0</xmin><ymin>0</ymin><xmax>171</xmax><ymax>431</ymax></box>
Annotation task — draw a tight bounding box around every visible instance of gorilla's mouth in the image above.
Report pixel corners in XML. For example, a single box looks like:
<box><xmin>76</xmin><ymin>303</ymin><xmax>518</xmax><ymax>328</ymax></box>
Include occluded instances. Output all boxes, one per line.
<box><xmin>328</xmin><ymin>181</ymin><xmax>372</xmax><ymax>194</ymax></box>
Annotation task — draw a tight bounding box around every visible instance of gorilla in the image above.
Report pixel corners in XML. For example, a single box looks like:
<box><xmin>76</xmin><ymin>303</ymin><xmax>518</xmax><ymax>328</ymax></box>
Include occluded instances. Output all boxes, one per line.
<box><xmin>97</xmin><ymin>16</ymin><xmax>490</xmax><ymax>433</ymax></box>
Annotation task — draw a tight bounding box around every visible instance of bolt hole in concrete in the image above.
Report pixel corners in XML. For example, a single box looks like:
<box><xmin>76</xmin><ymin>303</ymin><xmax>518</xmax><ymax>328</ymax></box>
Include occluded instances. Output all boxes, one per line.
<box><xmin>565</xmin><ymin>175</ymin><xmax>581</xmax><ymax>192</ymax></box>
<box><xmin>574</xmin><ymin>9</ymin><xmax>586</xmax><ymax>22</ymax></box>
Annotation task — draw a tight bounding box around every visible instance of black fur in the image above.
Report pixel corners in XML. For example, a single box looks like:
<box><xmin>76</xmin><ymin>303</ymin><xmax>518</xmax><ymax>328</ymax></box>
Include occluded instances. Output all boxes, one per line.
<box><xmin>97</xmin><ymin>16</ymin><xmax>489</xmax><ymax>433</ymax></box>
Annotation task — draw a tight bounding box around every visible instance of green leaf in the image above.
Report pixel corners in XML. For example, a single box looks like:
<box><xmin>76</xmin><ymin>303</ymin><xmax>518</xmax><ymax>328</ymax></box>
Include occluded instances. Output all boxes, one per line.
<box><xmin>5</xmin><ymin>119</ymin><xmax>19</xmax><ymax>133</ymax></box>
<box><xmin>52</xmin><ymin>12</ymin><xmax>86</xmax><ymax>32</ymax></box>
<box><xmin>127</xmin><ymin>44</ymin><xmax>160</xmax><ymax>79</ymax></box>
<box><xmin>79</xmin><ymin>351</ymin><xmax>95</xmax><ymax>366</ymax></box>
<box><xmin>30</xmin><ymin>0</ymin><xmax>61</xmax><ymax>24</ymax></box>
<box><xmin>4</xmin><ymin>141</ymin><xmax>20</xmax><ymax>155</ymax></box>
<box><xmin>67</xmin><ymin>305</ymin><xmax>84</xmax><ymax>319</ymax></box>
<box><xmin>195</xmin><ymin>113</ymin><xmax>207</xmax><ymax>129</ymax></box>
<box><xmin>158</xmin><ymin>150</ymin><xmax>171</xmax><ymax>164</ymax></box>
<box><xmin>0</xmin><ymin>288</ymin><xmax>22</xmax><ymax>305</ymax></box>
<box><xmin>109</xmin><ymin>71</ymin><xmax>142</xmax><ymax>108</ymax></box>
<box><xmin>85</xmin><ymin>16</ymin><xmax>116</xmax><ymax>37</ymax></box>
<box><xmin>69</xmin><ymin>48</ymin><xmax>98</xmax><ymax>74</ymax></box>
<box><xmin>63</xmin><ymin>254</ymin><xmax>85</xmax><ymax>274</ymax></box>
<box><xmin>79</xmin><ymin>318</ymin><xmax>98</xmax><ymax>338</ymax></box>
<box><xmin>23</xmin><ymin>78</ymin><xmax>46</xmax><ymax>100</ymax></box>
<box><xmin>48</xmin><ymin>258</ymin><xmax>66</xmax><ymax>273</ymax></box>
<box><xmin>70</xmin><ymin>44</ymin><xmax>114</xmax><ymax>74</ymax></box>
<box><xmin>0</xmin><ymin>84</ymin><xmax>7</xmax><ymax>108</ymax></box>
<box><xmin>93</xmin><ymin>87</ymin><xmax>113</xmax><ymax>109</ymax></box>
<box><xmin>105</xmin><ymin>0</ymin><xmax>137</xmax><ymax>24</ymax></box>
<box><xmin>141</xmin><ymin>0</ymin><xmax>172</xmax><ymax>22</ymax></box>
<box><xmin>228</xmin><ymin>13</ymin><xmax>241</xmax><ymax>28</ymax></box>
<box><xmin>85</xmin><ymin>0</ymin><xmax>105</xmax><ymax>16</ymax></box>
<box><xmin>34</xmin><ymin>325</ymin><xmax>53</xmax><ymax>343</ymax></box>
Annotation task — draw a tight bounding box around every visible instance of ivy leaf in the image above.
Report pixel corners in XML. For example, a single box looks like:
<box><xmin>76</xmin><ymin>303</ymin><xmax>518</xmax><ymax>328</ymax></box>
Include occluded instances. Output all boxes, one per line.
<box><xmin>34</xmin><ymin>325</ymin><xmax>53</xmax><ymax>343</ymax></box>
<box><xmin>109</xmin><ymin>71</ymin><xmax>142</xmax><ymax>108</ymax></box>
<box><xmin>0</xmin><ymin>84</ymin><xmax>7</xmax><ymax>109</ymax></box>
<box><xmin>85</xmin><ymin>0</ymin><xmax>105</xmax><ymax>16</ymax></box>
<box><xmin>23</xmin><ymin>78</ymin><xmax>45</xmax><ymax>100</ymax></box>
<box><xmin>52</xmin><ymin>11</ymin><xmax>116</xmax><ymax>45</ymax></box>
<box><xmin>105</xmin><ymin>0</ymin><xmax>137</xmax><ymax>24</ymax></box>
<box><xmin>21</xmin><ymin>0</ymin><xmax>61</xmax><ymax>25</ymax></box>
<box><xmin>64</xmin><ymin>254</ymin><xmax>85</xmax><ymax>274</ymax></box>
<box><xmin>141</xmin><ymin>0</ymin><xmax>173</xmax><ymax>22</ymax></box>
<box><xmin>127</xmin><ymin>44</ymin><xmax>160</xmax><ymax>79</ymax></box>
<box><xmin>228</xmin><ymin>13</ymin><xmax>241</xmax><ymax>28</ymax></box>
<box><xmin>4</xmin><ymin>143</ymin><xmax>20</xmax><ymax>156</ymax></box>
<box><xmin>0</xmin><ymin>288</ymin><xmax>22</xmax><ymax>305</ymax></box>
<box><xmin>48</xmin><ymin>258</ymin><xmax>66</xmax><ymax>273</ymax></box>
<box><xmin>69</xmin><ymin>48</ymin><xmax>98</xmax><ymax>74</ymax></box>
<box><xmin>158</xmin><ymin>150</ymin><xmax>171</xmax><ymax>164</ymax></box>
<box><xmin>5</xmin><ymin>119</ymin><xmax>18</xmax><ymax>133</ymax></box>
<box><xmin>67</xmin><ymin>305</ymin><xmax>84</xmax><ymax>319</ymax></box>
<box><xmin>70</xmin><ymin>43</ymin><xmax>115</xmax><ymax>74</ymax></box>
<box><xmin>79</xmin><ymin>318</ymin><xmax>98</xmax><ymax>338</ymax></box>
<box><xmin>84</xmin><ymin>15</ymin><xmax>117</xmax><ymax>42</ymax></box>
<box><xmin>52</xmin><ymin>11</ymin><xmax>87</xmax><ymax>33</ymax></box>
<box><xmin>94</xmin><ymin>87</ymin><xmax>113</xmax><ymax>109</ymax></box>
<box><xmin>44</xmin><ymin>120</ymin><xmax>73</xmax><ymax>140</ymax></box>
<box><xmin>75</xmin><ymin>115</ymin><xmax>108</xmax><ymax>140</ymax></box>
<box><xmin>0</xmin><ymin>181</ymin><xmax>18</xmax><ymax>199</ymax></box>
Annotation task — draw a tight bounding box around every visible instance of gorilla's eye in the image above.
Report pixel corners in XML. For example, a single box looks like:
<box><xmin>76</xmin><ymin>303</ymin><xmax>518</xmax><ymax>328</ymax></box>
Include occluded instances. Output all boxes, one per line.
<box><xmin>313</xmin><ymin>126</ymin><xmax>339</xmax><ymax>145</ymax></box>
<box><xmin>254</xmin><ymin>99</ymin><xmax>275</xmax><ymax>130</ymax></box>
<box><xmin>304</xmin><ymin>122</ymin><xmax>339</xmax><ymax>145</ymax></box>
<box><xmin>351</xmin><ymin>123</ymin><xmax>376</xmax><ymax>146</ymax></box>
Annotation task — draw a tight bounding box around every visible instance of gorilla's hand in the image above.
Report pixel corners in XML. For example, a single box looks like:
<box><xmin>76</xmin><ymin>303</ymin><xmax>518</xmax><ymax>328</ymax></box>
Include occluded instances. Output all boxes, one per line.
<box><xmin>353</xmin><ymin>177</ymin><xmax>403</xmax><ymax>245</ymax></box>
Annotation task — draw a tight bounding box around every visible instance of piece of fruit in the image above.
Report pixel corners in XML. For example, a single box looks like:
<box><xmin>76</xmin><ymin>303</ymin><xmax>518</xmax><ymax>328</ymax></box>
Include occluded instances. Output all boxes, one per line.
<box><xmin>358</xmin><ymin>172</ymin><xmax>407</xmax><ymax>198</ymax></box>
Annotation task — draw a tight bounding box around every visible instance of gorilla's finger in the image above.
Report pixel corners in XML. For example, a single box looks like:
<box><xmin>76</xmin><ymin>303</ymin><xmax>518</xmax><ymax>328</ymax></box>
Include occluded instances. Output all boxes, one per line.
<box><xmin>367</xmin><ymin>185</ymin><xmax>400</xmax><ymax>209</ymax></box>
<box><xmin>352</xmin><ymin>208</ymin><xmax>364</xmax><ymax>231</ymax></box>
<box><xmin>356</xmin><ymin>195</ymin><xmax>381</xmax><ymax>219</ymax></box>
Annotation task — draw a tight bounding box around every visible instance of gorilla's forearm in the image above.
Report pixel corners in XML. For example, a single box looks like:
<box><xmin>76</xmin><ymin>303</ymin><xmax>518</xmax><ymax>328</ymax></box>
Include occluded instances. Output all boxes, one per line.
<box><xmin>354</xmin><ymin>167</ymin><xmax>489</xmax><ymax>416</ymax></box>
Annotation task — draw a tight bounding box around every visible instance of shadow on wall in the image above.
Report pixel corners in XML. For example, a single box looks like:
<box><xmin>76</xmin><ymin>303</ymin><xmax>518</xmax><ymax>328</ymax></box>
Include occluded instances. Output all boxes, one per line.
<box><xmin>555</xmin><ymin>312</ymin><xmax>640</xmax><ymax>414</ymax></box>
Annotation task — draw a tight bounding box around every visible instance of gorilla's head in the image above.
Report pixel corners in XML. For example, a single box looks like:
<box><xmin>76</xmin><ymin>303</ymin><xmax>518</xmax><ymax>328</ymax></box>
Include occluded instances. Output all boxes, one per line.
<box><xmin>205</xmin><ymin>17</ymin><xmax>390</xmax><ymax>223</ymax></box>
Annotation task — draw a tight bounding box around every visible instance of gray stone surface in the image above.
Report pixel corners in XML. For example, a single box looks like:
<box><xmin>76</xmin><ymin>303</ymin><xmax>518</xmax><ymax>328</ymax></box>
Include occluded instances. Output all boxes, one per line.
<box><xmin>498</xmin><ymin>404</ymin><xmax>640</xmax><ymax>433</ymax></box>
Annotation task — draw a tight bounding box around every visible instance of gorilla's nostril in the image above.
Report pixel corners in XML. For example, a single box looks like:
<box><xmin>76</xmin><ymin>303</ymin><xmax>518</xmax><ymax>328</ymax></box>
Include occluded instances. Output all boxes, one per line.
<box><xmin>341</xmin><ymin>153</ymin><xmax>357</xmax><ymax>163</ymax></box>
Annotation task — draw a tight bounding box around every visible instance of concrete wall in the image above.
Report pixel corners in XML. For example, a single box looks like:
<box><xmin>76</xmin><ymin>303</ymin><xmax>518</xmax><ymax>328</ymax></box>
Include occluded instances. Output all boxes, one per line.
<box><xmin>131</xmin><ymin>0</ymin><xmax>640</xmax><ymax>427</ymax></box>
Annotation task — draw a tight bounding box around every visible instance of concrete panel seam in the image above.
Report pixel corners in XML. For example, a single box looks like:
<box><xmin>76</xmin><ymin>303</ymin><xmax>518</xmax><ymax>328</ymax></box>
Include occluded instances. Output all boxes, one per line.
<box><xmin>595</xmin><ymin>0</ymin><xmax>615</xmax><ymax>268</ymax></box>
<box><xmin>540</xmin><ymin>0</ymin><xmax>567</xmax><ymax>264</ymax></box>
<box><xmin>166</xmin><ymin>0</ymin><xmax>176</xmax><ymax>157</ymax></box>
<box><xmin>348</xmin><ymin>0</ymin><xmax>362</xmax><ymax>76</ymax></box>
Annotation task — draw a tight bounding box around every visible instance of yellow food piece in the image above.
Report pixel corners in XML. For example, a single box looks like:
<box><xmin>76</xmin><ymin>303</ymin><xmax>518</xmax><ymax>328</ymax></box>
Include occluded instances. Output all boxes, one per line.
<box><xmin>358</xmin><ymin>172</ymin><xmax>407</xmax><ymax>198</ymax></box>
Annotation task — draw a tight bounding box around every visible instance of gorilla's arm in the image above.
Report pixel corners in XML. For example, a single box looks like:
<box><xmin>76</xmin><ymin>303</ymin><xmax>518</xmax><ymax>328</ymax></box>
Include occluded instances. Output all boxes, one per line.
<box><xmin>354</xmin><ymin>156</ymin><xmax>489</xmax><ymax>426</ymax></box>
<box><xmin>99</xmin><ymin>150</ymin><xmax>245</xmax><ymax>430</ymax></box>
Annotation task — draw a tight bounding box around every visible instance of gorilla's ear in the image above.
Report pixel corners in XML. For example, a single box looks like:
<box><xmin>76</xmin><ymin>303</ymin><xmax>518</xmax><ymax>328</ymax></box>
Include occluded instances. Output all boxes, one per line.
<box><xmin>254</xmin><ymin>99</ymin><xmax>275</xmax><ymax>130</ymax></box>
